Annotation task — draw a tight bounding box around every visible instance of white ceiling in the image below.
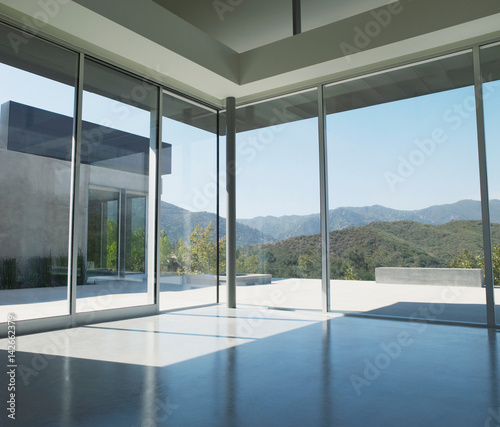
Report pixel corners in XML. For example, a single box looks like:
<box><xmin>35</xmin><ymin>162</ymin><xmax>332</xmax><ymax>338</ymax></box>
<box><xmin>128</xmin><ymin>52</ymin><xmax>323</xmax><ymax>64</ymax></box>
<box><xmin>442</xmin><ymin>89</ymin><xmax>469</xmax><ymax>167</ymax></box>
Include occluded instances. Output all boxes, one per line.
<box><xmin>152</xmin><ymin>0</ymin><xmax>399</xmax><ymax>53</ymax></box>
<box><xmin>0</xmin><ymin>0</ymin><xmax>499</xmax><ymax>106</ymax></box>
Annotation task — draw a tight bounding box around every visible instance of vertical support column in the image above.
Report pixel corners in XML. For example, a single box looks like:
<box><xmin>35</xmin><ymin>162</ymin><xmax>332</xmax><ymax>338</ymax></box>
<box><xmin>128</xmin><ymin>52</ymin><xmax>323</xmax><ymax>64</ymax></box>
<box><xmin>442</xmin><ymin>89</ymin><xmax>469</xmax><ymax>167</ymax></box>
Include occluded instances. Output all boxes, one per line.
<box><xmin>318</xmin><ymin>86</ymin><xmax>330</xmax><ymax>313</ymax></box>
<box><xmin>473</xmin><ymin>45</ymin><xmax>496</xmax><ymax>327</ymax></box>
<box><xmin>226</xmin><ymin>97</ymin><xmax>237</xmax><ymax>309</ymax></box>
<box><xmin>68</xmin><ymin>53</ymin><xmax>85</xmax><ymax>325</ymax></box>
<box><xmin>293</xmin><ymin>0</ymin><xmax>301</xmax><ymax>35</ymax></box>
<box><xmin>216</xmin><ymin>111</ymin><xmax>221</xmax><ymax>304</ymax></box>
<box><xmin>149</xmin><ymin>87</ymin><xmax>162</xmax><ymax>308</ymax></box>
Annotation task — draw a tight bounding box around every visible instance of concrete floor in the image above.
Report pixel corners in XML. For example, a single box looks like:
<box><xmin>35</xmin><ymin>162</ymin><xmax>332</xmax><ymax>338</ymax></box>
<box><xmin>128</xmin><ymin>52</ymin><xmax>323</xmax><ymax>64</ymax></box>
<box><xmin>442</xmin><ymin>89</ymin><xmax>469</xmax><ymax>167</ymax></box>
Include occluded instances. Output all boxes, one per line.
<box><xmin>0</xmin><ymin>305</ymin><xmax>499</xmax><ymax>426</ymax></box>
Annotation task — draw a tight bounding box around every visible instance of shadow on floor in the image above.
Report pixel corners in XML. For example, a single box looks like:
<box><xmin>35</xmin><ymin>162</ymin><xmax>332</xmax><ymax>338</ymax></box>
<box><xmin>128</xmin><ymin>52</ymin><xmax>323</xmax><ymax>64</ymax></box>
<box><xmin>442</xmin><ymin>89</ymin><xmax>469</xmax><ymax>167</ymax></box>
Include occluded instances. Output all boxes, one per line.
<box><xmin>362</xmin><ymin>301</ymin><xmax>488</xmax><ymax>324</ymax></box>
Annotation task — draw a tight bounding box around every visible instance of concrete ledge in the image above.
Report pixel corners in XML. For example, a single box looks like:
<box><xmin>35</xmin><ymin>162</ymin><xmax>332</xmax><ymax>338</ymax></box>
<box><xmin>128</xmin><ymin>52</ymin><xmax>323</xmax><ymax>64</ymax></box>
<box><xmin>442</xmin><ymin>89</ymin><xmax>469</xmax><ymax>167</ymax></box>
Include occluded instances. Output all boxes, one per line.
<box><xmin>160</xmin><ymin>273</ymin><xmax>272</xmax><ymax>287</ymax></box>
<box><xmin>219</xmin><ymin>274</ymin><xmax>272</xmax><ymax>286</ymax></box>
<box><xmin>375</xmin><ymin>267</ymin><xmax>484</xmax><ymax>287</ymax></box>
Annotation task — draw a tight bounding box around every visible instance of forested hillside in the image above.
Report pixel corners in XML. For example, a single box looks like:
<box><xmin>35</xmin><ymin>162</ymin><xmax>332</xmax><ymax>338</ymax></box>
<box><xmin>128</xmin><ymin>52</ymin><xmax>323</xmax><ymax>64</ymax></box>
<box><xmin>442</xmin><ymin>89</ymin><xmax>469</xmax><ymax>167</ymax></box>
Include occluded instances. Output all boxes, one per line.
<box><xmin>236</xmin><ymin>220</ymin><xmax>500</xmax><ymax>280</ymax></box>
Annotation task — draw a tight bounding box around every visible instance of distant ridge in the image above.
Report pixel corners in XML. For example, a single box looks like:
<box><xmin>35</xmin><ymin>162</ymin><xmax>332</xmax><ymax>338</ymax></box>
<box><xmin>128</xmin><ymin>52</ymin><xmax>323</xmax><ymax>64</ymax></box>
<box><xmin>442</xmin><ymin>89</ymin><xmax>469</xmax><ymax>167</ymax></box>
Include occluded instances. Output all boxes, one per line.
<box><xmin>160</xmin><ymin>199</ymin><xmax>500</xmax><ymax>247</ymax></box>
<box><xmin>238</xmin><ymin>199</ymin><xmax>500</xmax><ymax>240</ymax></box>
<box><xmin>160</xmin><ymin>202</ymin><xmax>274</xmax><ymax>248</ymax></box>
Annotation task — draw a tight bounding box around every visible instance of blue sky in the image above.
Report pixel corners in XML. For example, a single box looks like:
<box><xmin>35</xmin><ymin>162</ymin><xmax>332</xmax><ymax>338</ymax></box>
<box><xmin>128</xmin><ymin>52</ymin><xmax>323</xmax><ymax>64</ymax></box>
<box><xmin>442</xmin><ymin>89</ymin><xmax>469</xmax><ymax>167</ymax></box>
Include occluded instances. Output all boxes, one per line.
<box><xmin>235</xmin><ymin>83</ymin><xmax>500</xmax><ymax>217</ymax></box>
<box><xmin>328</xmin><ymin>86</ymin><xmax>483</xmax><ymax>211</ymax></box>
<box><xmin>161</xmin><ymin>117</ymin><xmax>217</xmax><ymax>214</ymax></box>
<box><xmin>3</xmin><ymin>63</ymin><xmax>500</xmax><ymax>219</ymax></box>
<box><xmin>235</xmin><ymin>117</ymin><xmax>320</xmax><ymax>219</ymax></box>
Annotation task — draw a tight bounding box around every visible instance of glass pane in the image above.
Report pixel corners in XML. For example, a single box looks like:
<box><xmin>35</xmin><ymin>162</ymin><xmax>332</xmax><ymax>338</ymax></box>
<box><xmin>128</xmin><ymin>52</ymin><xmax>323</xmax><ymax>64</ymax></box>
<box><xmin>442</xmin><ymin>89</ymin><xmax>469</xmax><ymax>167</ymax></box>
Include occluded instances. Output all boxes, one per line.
<box><xmin>76</xmin><ymin>59</ymin><xmax>156</xmax><ymax>313</ymax></box>
<box><xmin>481</xmin><ymin>42</ymin><xmax>500</xmax><ymax>326</ymax></box>
<box><xmin>160</xmin><ymin>93</ymin><xmax>218</xmax><ymax>311</ymax></box>
<box><xmin>235</xmin><ymin>90</ymin><xmax>322</xmax><ymax>311</ymax></box>
<box><xmin>0</xmin><ymin>24</ymin><xmax>77</xmax><ymax>321</ymax></box>
<box><xmin>326</xmin><ymin>51</ymin><xmax>487</xmax><ymax>323</ymax></box>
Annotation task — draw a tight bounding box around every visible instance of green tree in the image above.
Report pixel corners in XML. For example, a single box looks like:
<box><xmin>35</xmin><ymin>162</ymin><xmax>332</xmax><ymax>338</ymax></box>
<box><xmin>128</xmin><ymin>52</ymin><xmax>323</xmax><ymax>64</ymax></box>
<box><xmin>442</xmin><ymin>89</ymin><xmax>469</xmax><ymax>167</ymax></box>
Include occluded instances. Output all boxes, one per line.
<box><xmin>160</xmin><ymin>230</ymin><xmax>173</xmax><ymax>273</ymax></box>
<box><xmin>449</xmin><ymin>245</ymin><xmax>500</xmax><ymax>284</ymax></box>
<box><xmin>129</xmin><ymin>227</ymin><xmax>145</xmax><ymax>272</ymax></box>
<box><xmin>236</xmin><ymin>250</ymin><xmax>247</xmax><ymax>273</ymax></box>
<box><xmin>243</xmin><ymin>254</ymin><xmax>259</xmax><ymax>274</ymax></box>
<box><xmin>344</xmin><ymin>265</ymin><xmax>359</xmax><ymax>280</ymax></box>
<box><xmin>188</xmin><ymin>222</ymin><xmax>217</xmax><ymax>274</ymax></box>
<box><xmin>449</xmin><ymin>249</ymin><xmax>480</xmax><ymax>269</ymax></box>
<box><xmin>175</xmin><ymin>238</ymin><xmax>189</xmax><ymax>275</ymax></box>
<box><xmin>106</xmin><ymin>219</ymin><xmax>118</xmax><ymax>270</ymax></box>
<box><xmin>219</xmin><ymin>235</ymin><xmax>227</xmax><ymax>274</ymax></box>
<box><xmin>297</xmin><ymin>248</ymin><xmax>321</xmax><ymax>279</ymax></box>
<box><xmin>491</xmin><ymin>245</ymin><xmax>500</xmax><ymax>284</ymax></box>
<box><xmin>107</xmin><ymin>241</ymin><xmax>118</xmax><ymax>270</ymax></box>
<box><xmin>298</xmin><ymin>253</ymin><xmax>314</xmax><ymax>277</ymax></box>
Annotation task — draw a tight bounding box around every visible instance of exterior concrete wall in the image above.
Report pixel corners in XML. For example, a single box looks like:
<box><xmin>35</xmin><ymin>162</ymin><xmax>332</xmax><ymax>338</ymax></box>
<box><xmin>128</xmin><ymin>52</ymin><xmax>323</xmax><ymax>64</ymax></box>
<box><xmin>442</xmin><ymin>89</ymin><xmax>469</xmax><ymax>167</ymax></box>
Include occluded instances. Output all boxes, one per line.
<box><xmin>375</xmin><ymin>267</ymin><xmax>484</xmax><ymax>287</ymax></box>
<box><xmin>0</xmin><ymin>148</ymin><xmax>149</xmax><ymax>261</ymax></box>
<box><xmin>0</xmin><ymin>101</ymin><xmax>153</xmax><ymax>263</ymax></box>
<box><xmin>0</xmin><ymin>149</ymin><xmax>72</xmax><ymax>260</ymax></box>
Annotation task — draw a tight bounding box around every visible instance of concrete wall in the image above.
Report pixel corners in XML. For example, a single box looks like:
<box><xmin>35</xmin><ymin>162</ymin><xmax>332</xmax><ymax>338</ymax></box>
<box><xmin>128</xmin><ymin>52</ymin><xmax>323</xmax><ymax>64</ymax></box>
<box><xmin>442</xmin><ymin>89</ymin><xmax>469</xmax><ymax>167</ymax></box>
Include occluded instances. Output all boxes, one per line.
<box><xmin>0</xmin><ymin>149</ymin><xmax>72</xmax><ymax>260</ymax></box>
<box><xmin>0</xmin><ymin>148</ymin><xmax>149</xmax><ymax>261</ymax></box>
<box><xmin>375</xmin><ymin>267</ymin><xmax>484</xmax><ymax>287</ymax></box>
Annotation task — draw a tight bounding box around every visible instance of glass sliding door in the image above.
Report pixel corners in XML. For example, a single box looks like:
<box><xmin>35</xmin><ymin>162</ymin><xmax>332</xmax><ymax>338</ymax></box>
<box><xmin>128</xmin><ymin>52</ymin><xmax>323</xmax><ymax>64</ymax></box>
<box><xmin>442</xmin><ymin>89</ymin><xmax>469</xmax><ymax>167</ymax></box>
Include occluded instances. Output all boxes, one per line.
<box><xmin>76</xmin><ymin>59</ymin><xmax>157</xmax><ymax>313</ymax></box>
<box><xmin>235</xmin><ymin>90</ymin><xmax>322</xmax><ymax>310</ymax></box>
<box><xmin>160</xmin><ymin>93</ymin><xmax>219</xmax><ymax>311</ymax></box>
<box><xmin>325</xmin><ymin>51</ymin><xmax>487</xmax><ymax>323</ymax></box>
<box><xmin>0</xmin><ymin>24</ymin><xmax>78</xmax><ymax>321</ymax></box>
<box><xmin>481</xmin><ymin>42</ymin><xmax>500</xmax><ymax>326</ymax></box>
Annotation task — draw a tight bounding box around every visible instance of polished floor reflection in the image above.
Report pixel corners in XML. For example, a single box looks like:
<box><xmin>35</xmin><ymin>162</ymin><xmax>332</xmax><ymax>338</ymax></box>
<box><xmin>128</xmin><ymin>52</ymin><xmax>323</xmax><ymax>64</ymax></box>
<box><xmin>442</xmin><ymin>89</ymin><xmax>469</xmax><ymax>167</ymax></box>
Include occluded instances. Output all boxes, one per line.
<box><xmin>0</xmin><ymin>306</ymin><xmax>498</xmax><ymax>426</ymax></box>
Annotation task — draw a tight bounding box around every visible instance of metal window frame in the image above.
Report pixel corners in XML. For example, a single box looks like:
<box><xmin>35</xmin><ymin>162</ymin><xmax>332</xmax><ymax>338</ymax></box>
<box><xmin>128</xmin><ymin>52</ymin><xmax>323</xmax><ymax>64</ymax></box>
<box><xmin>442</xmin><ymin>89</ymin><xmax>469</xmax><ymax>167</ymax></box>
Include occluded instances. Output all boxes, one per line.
<box><xmin>473</xmin><ymin>45</ymin><xmax>497</xmax><ymax>327</ymax></box>
<box><xmin>318</xmin><ymin>85</ymin><xmax>330</xmax><ymax>313</ymax></box>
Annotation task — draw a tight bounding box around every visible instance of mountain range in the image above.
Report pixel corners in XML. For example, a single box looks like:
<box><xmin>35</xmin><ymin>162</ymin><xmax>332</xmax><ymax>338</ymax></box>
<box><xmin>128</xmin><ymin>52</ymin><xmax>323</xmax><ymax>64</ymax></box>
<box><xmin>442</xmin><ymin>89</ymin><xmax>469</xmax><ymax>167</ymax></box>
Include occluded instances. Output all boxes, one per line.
<box><xmin>238</xmin><ymin>199</ymin><xmax>500</xmax><ymax>241</ymax></box>
<box><xmin>160</xmin><ymin>199</ymin><xmax>500</xmax><ymax>247</ymax></box>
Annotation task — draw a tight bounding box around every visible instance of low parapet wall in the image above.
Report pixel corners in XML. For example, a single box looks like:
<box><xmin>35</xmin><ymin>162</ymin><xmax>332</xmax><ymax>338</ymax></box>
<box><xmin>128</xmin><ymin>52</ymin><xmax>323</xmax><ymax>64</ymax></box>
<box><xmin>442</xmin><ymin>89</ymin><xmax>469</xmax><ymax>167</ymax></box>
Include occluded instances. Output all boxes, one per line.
<box><xmin>219</xmin><ymin>274</ymin><xmax>272</xmax><ymax>286</ymax></box>
<box><xmin>375</xmin><ymin>267</ymin><xmax>484</xmax><ymax>287</ymax></box>
<box><xmin>161</xmin><ymin>273</ymin><xmax>272</xmax><ymax>287</ymax></box>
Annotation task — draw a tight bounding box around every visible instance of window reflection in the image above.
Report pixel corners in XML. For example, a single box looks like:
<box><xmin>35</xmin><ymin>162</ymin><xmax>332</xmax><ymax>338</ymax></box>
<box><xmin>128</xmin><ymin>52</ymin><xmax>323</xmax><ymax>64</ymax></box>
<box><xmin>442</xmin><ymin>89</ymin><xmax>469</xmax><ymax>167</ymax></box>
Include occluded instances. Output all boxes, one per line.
<box><xmin>76</xmin><ymin>59</ymin><xmax>156</xmax><ymax>312</ymax></box>
<box><xmin>0</xmin><ymin>24</ymin><xmax>77</xmax><ymax>321</ymax></box>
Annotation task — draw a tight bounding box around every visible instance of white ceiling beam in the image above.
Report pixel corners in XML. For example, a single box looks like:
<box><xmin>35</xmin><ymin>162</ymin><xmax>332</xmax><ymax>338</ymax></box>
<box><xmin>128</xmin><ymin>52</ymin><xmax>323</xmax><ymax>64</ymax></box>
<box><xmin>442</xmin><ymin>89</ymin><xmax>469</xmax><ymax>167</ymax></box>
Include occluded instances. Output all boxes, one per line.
<box><xmin>0</xmin><ymin>0</ymin><xmax>499</xmax><ymax>106</ymax></box>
